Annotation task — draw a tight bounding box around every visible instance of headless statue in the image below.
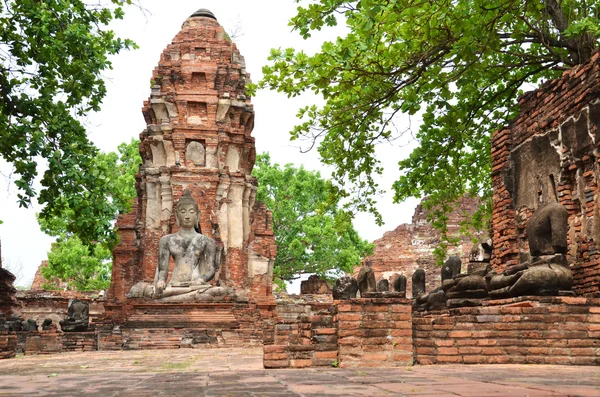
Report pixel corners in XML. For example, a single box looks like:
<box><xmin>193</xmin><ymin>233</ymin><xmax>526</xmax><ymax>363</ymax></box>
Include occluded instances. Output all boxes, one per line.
<box><xmin>487</xmin><ymin>201</ymin><xmax>572</xmax><ymax>297</ymax></box>
<box><xmin>128</xmin><ymin>191</ymin><xmax>227</xmax><ymax>301</ymax></box>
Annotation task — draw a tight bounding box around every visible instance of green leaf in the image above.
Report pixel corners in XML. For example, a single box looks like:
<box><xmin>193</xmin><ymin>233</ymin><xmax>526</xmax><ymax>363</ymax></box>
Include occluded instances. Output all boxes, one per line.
<box><xmin>258</xmin><ymin>0</ymin><xmax>587</xmax><ymax>255</ymax></box>
<box><xmin>252</xmin><ymin>153</ymin><xmax>373</xmax><ymax>284</ymax></box>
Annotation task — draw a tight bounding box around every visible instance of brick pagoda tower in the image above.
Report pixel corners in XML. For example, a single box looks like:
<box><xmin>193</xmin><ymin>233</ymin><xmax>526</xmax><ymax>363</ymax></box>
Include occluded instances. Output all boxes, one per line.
<box><xmin>107</xmin><ymin>9</ymin><xmax>276</xmax><ymax>304</ymax></box>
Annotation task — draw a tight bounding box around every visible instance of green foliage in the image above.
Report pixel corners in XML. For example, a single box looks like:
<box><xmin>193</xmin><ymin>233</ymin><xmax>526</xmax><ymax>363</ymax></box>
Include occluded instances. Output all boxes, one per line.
<box><xmin>42</xmin><ymin>235</ymin><xmax>111</xmax><ymax>291</ymax></box>
<box><xmin>259</xmin><ymin>0</ymin><xmax>600</xmax><ymax>262</ymax></box>
<box><xmin>39</xmin><ymin>139</ymin><xmax>141</xmax><ymax>291</ymax></box>
<box><xmin>38</xmin><ymin>138</ymin><xmax>141</xmax><ymax>249</ymax></box>
<box><xmin>253</xmin><ymin>153</ymin><xmax>373</xmax><ymax>286</ymax></box>
<box><xmin>0</xmin><ymin>0</ymin><xmax>137</xmax><ymax>234</ymax></box>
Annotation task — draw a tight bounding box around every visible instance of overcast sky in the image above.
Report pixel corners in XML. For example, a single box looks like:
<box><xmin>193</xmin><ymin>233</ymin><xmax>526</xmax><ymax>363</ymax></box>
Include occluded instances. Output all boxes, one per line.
<box><xmin>0</xmin><ymin>1</ymin><xmax>419</xmax><ymax>289</ymax></box>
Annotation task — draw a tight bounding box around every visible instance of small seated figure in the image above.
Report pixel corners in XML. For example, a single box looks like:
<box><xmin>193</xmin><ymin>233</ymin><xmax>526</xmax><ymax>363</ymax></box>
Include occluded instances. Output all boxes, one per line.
<box><xmin>332</xmin><ymin>276</ymin><xmax>359</xmax><ymax>300</ymax></box>
<box><xmin>390</xmin><ymin>274</ymin><xmax>407</xmax><ymax>294</ymax></box>
<box><xmin>41</xmin><ymin>319</ymin><xmax>55</xmax><ymax>331</ymax></box>
<box><xmin>412</xmin><ymin>269</ymin><xmax>426</xmax><ymax>297</ymax></box>
<box><xmin>443</xmin><ymin>245</ymin><xmax>492</xmax><ymax>305</ymax></box>
<box><xmin>487</xmin><ymin>202</ymin><xmax>573</xmax><ymax>298</ymax></box>
<box><xmin>377</xmin><ymin>278</ymin><xmax>389</xmax><ymax>292</ymax></box>
<box><xmin>128</xmin><ymin>191</ymin><xmax>227</xmax><ymax>302</ymax></box>
<box><xmin>413</xmin><ymin>268</ymin><xmax>446</xmax><ymax>311</ymax></box>
<box><xmin>21</xmin><ymin>318</ymin><xmax>39</xmax><ymax>332</ymax></box>
<box><xmin>356</xmin><ymin>264</ymin><xmax>376</xmax><ymax>296</ymax></box>
<box><xmin>59</xmin><ymin>299</ymin><xmax>89</xmax><ymax>332</ymax></box>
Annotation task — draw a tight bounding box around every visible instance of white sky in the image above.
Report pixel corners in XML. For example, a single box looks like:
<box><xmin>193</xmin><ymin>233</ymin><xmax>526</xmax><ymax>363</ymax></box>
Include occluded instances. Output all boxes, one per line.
<box><xmin>0</xmin><ymin>1</ymin><xmax>419</xmax><ymax>289</ymax></box>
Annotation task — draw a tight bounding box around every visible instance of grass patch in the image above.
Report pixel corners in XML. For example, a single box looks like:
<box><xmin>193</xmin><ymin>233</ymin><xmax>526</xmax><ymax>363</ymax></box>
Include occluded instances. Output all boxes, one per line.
<box><xmin>160</xmin><ymin>361</ymin><xmax>193</xmax><ymax>371</ymax></box>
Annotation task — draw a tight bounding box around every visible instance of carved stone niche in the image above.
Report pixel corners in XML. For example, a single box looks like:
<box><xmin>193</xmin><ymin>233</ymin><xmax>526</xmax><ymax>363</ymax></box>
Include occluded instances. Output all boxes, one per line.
<box><xmin>186</xmin><ymin>140</ymin><xmax>206</xmax><ymax>167</ymax></box>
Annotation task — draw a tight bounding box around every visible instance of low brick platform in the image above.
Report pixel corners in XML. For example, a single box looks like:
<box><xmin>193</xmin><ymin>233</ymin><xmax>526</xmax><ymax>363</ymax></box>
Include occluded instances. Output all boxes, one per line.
<box><xmin>264</xmin><ymin>298</ymin><xmax>413</xmax><ymax>369</ymax></box>
<box><xmin>413</xmin><ymin>296</ymin><xmax>600</xmax><ymax>365</ymax></box>
<box><xmin>98</xmin><ymin>301</ymin><xmax>276</xmax><ymax>350</ymax></box>
<box><xmin>0</xmin><ymin>333</ymin><xmax>17</xmax><ymax>359</ymax></box>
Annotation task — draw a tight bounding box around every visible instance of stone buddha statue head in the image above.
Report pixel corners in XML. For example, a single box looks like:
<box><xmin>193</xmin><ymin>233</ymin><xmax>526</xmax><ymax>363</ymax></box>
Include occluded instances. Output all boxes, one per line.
<box><xmin>175</xmin><ymin>190</ymin><xmax>200</xmax><ymax>232</ymax></box>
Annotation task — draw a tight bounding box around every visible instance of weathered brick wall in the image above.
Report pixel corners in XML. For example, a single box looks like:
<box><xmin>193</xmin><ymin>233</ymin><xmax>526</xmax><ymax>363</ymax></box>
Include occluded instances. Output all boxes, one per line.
<box><xmin>248</xmin><ymin>202</ymin><xmax>277</xmax><ymax>299</ymax></box>
<box><xmin>264</xmin><ymin>298</ymin><xmax>413</xmax><ymax>368</ymax></box>
<box><xmin>16</xmin><ymin>291</ymin><xmax>105</xmax><ymax>331</ymax></box>
<box><xmin>337</xmin><ymin>299</ymin><xmax>413</xmax><ymax>368</ymax></box>
<box><xmin>414</xmin><ymin>296</ymin><xmax>600</xmax><ymax>365</ymax></box>
<box><xmin>24</xmin><ymin>331</ymin><xmax>97</xmax><ymax>355</ymax></box>
<box><xmin>97</xmin><ymin>301</ymin><xmax>276</xmax><ymax>350</ymax></box>
<box><xmin>108</xmin><ymin>202</ymin><xmax>139</xmax><ymax>302</ymax></box>
<box><xmin>0</xmin><ymin>268</ymin><xmax>17</xmax><ymax>319</ymax></box>
<box><xmin>492</xmin><ymin>52</ymin><xmax>600</xmax><ymax>295</ymax></box>
<box><xmin>264</xmin><ymin>302</ymin><xmax>335</xmax><ymax>368</ymax></box>
<box><xmin>0</xmin><ymin>332</ymin><xmax>17</xmax><ymax>359</ymax></box>
<box><xmin>360</xmin><ymin>196</ymin><xmax>480</xmax><ymax>296</ymax></box>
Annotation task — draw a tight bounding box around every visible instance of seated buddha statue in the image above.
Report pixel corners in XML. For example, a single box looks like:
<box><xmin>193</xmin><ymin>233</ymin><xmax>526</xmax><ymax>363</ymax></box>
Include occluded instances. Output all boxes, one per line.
<box><xmin>128</xmin><ymin>191</ymin><xmax>227</xmax><ymax>301</ymax></box>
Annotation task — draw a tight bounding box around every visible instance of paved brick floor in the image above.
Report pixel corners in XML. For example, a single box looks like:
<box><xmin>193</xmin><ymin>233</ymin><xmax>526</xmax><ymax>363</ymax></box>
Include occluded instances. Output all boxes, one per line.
<box><xmin>0</xmin><ymin>348</ymin><xmax>599</xmax><ymax>396</ymax></box>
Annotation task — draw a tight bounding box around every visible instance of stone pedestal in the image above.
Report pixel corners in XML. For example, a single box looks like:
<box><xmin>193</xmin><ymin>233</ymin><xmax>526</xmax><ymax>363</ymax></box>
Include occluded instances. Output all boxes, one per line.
<box><xmin>98</xmin><ymin>300</ymin><xmax>276</xmax><ymax>350</ymax></box>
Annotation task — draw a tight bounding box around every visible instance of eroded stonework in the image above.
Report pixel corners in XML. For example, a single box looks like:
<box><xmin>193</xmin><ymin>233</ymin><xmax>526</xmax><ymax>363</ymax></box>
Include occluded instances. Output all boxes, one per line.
<box><xmin>359</xmin><ymin>196</ymin><xmax>481</xmax><ymax>296</ymax></box>
<box><xmin>108</xmin><ymin>11</ymin><xmax>276</xmax><ymax>303</ymax></box>
<box><xmin>492</xmin><ymin>51</ymin><xmax>600</xmax><ymax>296</ymax></box>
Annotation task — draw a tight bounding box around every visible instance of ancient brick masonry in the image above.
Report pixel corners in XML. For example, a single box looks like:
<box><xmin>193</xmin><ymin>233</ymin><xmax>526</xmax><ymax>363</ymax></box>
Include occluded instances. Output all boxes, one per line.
<box><xmin>360</xmin><ymin>196</ymin><xmax>480</xmax><ymax>296</ymax></box>
<box><xmin>413</xmin><ymin>297</ymin><xmax>600</xmax><ymax>365</ymax></box>
<box><xmin>0</xmin><ymin>266</ymin><xmax>18</xmax><ymax>358</ymax></box>
<box><xmin>108</xmin><ymin>10</ymin><xmax>276</xmax><ymax>302</ymax></box>
<box><xmin>0</xmin><ymin>268</ymin><xmax>17</xmax><ymax>321</ymax></box>
<box><xmin>492</xmin><ymin>51</ymin><xmax>600</xmax><ymax>295</ymax></box>
<box><xmin>95</xmin><ymin>10</ymin><xmax>279</xmax><ymax>351</ymax></box>
<box><xmin>264</xmin><ymin>295</ymin><xmax>600</xmax><ymax>368</ymax></box>
<box><xmin>264</xmin><ymin>298</ymin><xmax>413</xmax><ymax>369</ymax></box>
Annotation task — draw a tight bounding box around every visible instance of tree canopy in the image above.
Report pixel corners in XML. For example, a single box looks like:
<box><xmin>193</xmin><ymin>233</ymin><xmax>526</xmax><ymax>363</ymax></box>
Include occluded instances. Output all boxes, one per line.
<box><xmin>42</xmin><ymin>235</ymin><xmax>112</xmax><ymax>291</ymax></box>
<box><xmin>38</xmin><ymin>139</ymin><xmax>140</xmax><ymax>290</ymax></box>
<box><xmin>255</xmin><ymin>0</ymin><xmax>600</xmax><ymax>257</ymax></box>
<box><xmin>38</xmin><ymin>138</ymin><xmax>141</xmax><ymax>248</ymax></box>
<box><xmin>253</xmin><ymin>153</ymin><xmax>373</xmax><ymax>287</ymax></box>
<box><xmin>0</xmin><ymin>0</ymin><xmax>137</xmax><ymax>242</ymax></box>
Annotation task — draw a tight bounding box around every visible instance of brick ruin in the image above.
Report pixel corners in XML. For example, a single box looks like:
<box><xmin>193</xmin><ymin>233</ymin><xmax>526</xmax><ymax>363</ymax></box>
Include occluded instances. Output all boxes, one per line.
<box><xmin>263</xmin><ymin>53</ymin><xmax>600</xmax><ymax>368</ymax></box>
<box><xmin>492</xmin><ymin>52</ymin><xmax>600</xmax><ymax>296</ymax></box>
<box><xmin>30</xmin><ymin>261</ymin><xmax>68</xmax><ymax>291</ymax></box>
<box><xmin>97</xmin><ymin>9</ymin><xmax>277</xmax><ymax>347</ymax></box>
<box><xmin>3</xmin><ymin>12</ymin><xmax>600</xmax><ymax>367</ymax></box>
<box><xmin>0</xmin><ymin>258</ymin><xmax>17</xmax><ymax>358</ymax></box>
<box><xmin>108</xmin><ymin>9</ymin><xmax>276</xmax><ymax>304</ymax></box>
<box><xmin>360</xmin><ymin>196</ymin><xmax>480</xmax><ymax>296</ymax></box>
<box><xmin>0</xmin><ymin>10</ymin><xmax>278</xmax><ymax>356</ymax></box>
<box><xmin>300</xmin><ymin>275</ymin><xmax>332</xmax><ymax>295</ymax></box>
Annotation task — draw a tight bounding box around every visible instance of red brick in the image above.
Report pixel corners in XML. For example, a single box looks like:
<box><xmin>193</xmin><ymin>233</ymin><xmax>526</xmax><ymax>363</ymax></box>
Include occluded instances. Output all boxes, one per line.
<box><xmin>315</xmin><ymin>351</ymin><xmax>338</xmax><ymax>359</ymax></box>
<box><xmin>290</xmin><ymin>359</ymin><xmax>313</xmax><ymax>368</ymax></box>
<box><xmin>338</xmin><ymin>313</ymin><xmax>361</xmax><ymax>321</ymax></box>
<box><xmin>437</xmin><ymin>355</ymin><xmax>463</xmax><ymax>363</ymax></box>
<box><xmin>264</xmin><ymin>345</ymin><xmax>286</xmax><ymax>353</ymax></box>
<box><xmin>314</xmin><ymin>328</ymin><xmax>336</xmax><ymax>335</ymax></box>
<box><xmin>448</xmin><ymin>331</ymin><xmax>471</xmax><ymax>338</ymax></box>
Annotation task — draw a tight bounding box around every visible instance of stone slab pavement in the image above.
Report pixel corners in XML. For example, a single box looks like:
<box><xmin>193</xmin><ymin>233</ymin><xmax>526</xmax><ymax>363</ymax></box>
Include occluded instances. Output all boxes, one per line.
<box><xmin>0</xmin><ymin>348</ymin><xmax>599</xmax><ymax>396</ymax></box>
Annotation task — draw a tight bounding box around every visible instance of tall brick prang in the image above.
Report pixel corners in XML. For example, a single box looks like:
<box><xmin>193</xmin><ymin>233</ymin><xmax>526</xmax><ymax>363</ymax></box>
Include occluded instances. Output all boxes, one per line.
<box><xmin>107</xmin><ymin>9</ymin><xmax>276</xmax><ymax>303</ymax></box>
